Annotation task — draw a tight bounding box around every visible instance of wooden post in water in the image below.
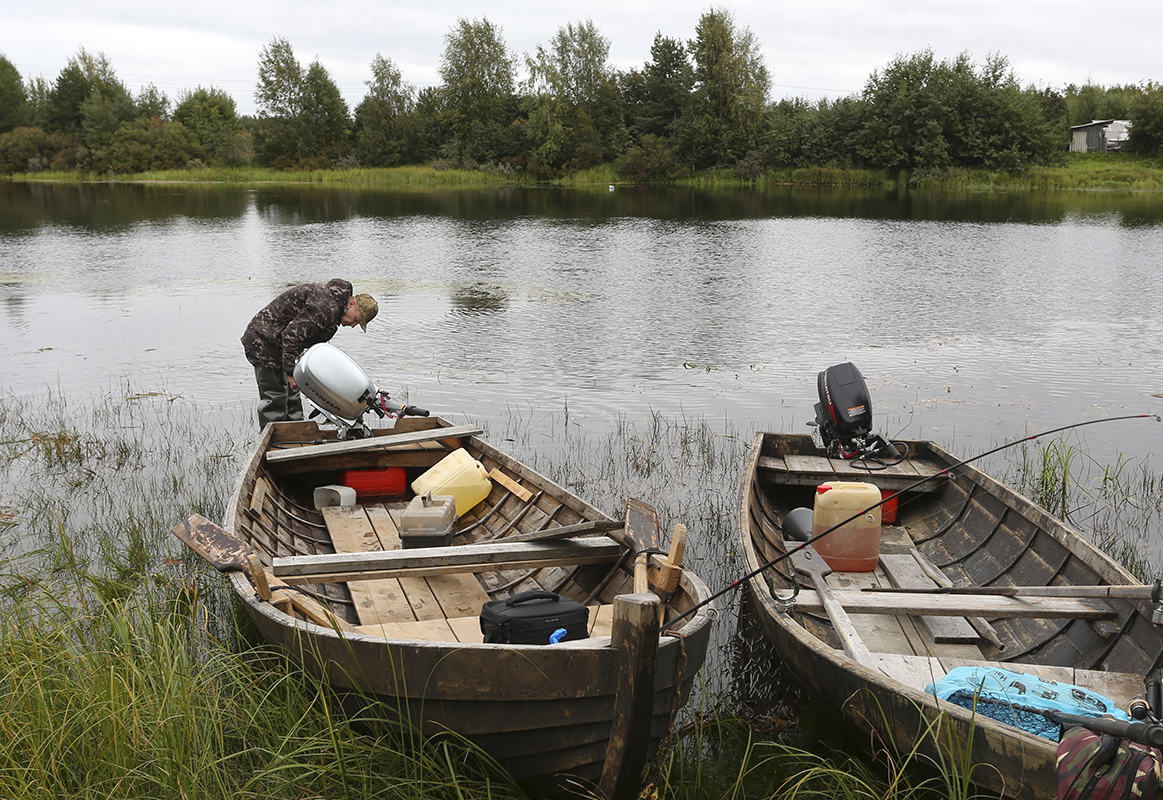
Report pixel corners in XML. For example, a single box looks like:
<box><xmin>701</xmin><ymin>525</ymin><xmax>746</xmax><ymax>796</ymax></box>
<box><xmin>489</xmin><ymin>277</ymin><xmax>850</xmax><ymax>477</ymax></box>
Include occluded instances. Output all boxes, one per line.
<box><xmin>598</xmin><ymin>592</ymin><xmax>661</xmax><ymax>800</ymax></box>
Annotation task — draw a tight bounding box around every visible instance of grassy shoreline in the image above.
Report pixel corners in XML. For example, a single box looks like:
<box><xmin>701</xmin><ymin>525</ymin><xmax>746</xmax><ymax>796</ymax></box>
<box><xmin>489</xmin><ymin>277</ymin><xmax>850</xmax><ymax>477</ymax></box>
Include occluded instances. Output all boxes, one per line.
<box><xmin>1</xmin><ymin>389</ymin><xmax>1160</xmax><ymax>799</ymax></box>
<box><xmin>8</xmin><ymin>152</ymin><xmax>1163</xmax><ymax>192</ymax></box>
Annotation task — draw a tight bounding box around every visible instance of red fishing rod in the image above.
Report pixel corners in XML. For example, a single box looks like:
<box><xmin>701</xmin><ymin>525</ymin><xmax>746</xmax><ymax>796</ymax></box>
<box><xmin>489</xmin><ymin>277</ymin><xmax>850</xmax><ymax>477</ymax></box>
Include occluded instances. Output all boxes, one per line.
<box><xmin>661</xmin><ymin>413</ymin><xmax>1161</xmax><ymax>632</ymax></box>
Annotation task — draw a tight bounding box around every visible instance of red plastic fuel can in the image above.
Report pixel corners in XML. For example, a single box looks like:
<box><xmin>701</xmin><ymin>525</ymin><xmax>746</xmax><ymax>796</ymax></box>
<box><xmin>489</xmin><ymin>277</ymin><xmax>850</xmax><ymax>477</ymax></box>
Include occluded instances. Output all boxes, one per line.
<box><xmin>341</xmin><ymin>467</ymin><xmax>407</xmax><ymax>501</ymax></box>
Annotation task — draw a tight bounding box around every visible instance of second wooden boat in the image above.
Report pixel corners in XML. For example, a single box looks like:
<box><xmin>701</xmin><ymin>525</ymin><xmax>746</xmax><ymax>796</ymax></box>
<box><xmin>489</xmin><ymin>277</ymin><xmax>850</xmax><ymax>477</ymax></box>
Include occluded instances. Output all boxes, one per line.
<box><xmin>739</xmin><ymin>431</ymin><xmax>1163</xmax><ymax>800</ymax></box>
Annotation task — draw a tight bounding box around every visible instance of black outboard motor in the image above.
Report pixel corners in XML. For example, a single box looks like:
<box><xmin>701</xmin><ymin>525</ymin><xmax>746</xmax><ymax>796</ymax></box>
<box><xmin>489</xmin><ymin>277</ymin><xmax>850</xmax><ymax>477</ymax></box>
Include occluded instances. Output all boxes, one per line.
<box><xmin>813</xmin><ymin>362</ymin><xmax>899</xmax><ymax>461</ymax></box>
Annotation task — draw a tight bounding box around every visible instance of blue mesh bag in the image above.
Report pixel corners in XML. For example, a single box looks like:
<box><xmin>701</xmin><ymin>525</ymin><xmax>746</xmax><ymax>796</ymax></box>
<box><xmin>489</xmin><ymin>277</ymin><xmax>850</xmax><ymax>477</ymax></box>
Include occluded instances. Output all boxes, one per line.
<box><xmin>925</xmin><ymin>666</ymin><xmax>1130</xmax><ymax>741</ymax></box>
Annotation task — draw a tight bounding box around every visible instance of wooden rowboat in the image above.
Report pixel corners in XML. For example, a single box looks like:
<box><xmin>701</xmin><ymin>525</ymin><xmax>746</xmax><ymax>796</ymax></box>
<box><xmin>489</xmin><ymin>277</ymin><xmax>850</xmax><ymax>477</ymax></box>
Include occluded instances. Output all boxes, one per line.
<box><xmin>180</xmin><ymin>417</ymin><xmax>713</xmax><ymax>798</ymax></box>
<box><xmin>738</xmin><ymin>432</ymin><xmax>1163</xmax><ymax>800</ymax></box>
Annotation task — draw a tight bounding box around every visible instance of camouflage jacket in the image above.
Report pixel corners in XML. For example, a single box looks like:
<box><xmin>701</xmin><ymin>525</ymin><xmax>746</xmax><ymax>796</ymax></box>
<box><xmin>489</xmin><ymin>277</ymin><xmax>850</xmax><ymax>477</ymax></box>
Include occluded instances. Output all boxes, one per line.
<box><xmin>1056</xmin><ymin>724</ymin><xmax>1161</xmax><ymax>800</ymax></box>
<box><xmin>241</xmin><ymin>279</ymin><xmax>353</xmax><ymax>375</ymax></box>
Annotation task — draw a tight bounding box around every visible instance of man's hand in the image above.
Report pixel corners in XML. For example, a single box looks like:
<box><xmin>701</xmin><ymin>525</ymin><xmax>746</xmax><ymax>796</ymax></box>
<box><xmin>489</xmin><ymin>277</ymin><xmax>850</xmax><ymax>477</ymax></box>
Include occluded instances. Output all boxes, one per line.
<box><xmin>288</xmin><ymin>375</ymin><xmax>298</xmax><ymax>391</ymax></box>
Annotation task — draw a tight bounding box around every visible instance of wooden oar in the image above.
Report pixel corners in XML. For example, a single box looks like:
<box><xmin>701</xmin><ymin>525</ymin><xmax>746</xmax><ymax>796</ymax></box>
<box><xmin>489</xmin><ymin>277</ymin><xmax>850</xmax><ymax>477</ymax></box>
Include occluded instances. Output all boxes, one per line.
<box><xmin>791</xmin><ymin>548</ymin><xmax>876</xmax><ymax>668</ymax></box>
<box><xmin>503</xmin><ymin>519</ymin><xmax>623</xmax><ymax>543</ymax></box>
<box><xmin>171</xmin><ymin>513</ymin><xmax>355</xmax><ymax>632</ymax></box>
<box><xmin>625</xmin><ymin>498</ymin><xmax>659</xmax><ymax>594</ymax></box>
<box><xmin>863</xmin><ymin>584</ymin><xmax>1158</xmax><ymax>600</ymax></box>
<box><xmin>172</xmin><ymin>513</ymin><xmax>252</xmax><ymax>574</ymax></box>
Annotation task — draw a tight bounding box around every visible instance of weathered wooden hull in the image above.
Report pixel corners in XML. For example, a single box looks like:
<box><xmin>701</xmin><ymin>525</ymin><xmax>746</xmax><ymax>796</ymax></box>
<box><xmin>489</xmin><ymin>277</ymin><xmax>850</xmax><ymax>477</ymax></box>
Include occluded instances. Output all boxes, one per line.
<box><xmin>738</xmin><ymin>433</ymin><xmax>1162</xmax><ymax>800</ymax></box>
<box><xmin>225</xmin><ymin>418</ymin><xmax>713</xmax><ymax>797</ymax></box>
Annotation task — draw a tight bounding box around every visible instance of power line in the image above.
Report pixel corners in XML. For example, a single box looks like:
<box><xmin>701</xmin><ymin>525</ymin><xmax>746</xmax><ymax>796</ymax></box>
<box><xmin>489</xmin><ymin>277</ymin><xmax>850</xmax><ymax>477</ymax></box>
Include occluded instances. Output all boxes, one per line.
<box><xmin>770</xmin><ymin>82</ymin><xmax>859</xmax><ymax>95</ymax></box>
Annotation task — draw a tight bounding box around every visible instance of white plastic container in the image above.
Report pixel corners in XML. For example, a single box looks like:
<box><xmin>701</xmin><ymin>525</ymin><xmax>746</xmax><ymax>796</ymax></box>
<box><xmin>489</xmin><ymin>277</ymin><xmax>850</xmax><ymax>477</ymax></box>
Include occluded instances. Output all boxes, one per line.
<box><xmin>812</xmin><ymin>481</ymin><xmax>882</xmax><ymax>572</ymax></box>
<box><xmin>399</xmin><ymin>493</ymin><xmax>457</xmax><ymax>548</ymax></box>
<box><xmin>410</xmin><ymin>448</ymin><xmax>492</xmax><ymax>516</ymax></box>
<box><xmin>313</xmin><ymin>484</ymin><xmax>356</xmax><ymax>509</ymax></box>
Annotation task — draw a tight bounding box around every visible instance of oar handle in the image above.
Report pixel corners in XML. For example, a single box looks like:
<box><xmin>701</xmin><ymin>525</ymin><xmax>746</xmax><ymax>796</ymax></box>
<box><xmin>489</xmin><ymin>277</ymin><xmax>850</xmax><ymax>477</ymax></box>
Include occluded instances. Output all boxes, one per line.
<box><xmin>633</xmin><ymin>553</ymin><xmax>649</xmax><ymax>593</ymax></box>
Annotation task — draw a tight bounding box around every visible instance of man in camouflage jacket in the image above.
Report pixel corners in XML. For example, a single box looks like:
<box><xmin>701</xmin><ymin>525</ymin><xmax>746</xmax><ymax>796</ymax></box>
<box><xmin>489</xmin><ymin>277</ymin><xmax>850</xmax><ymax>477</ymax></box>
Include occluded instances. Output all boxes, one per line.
<box><xmin>242</xmin><ymin>279</ymin><xmax>378</xmax><ymax>428</ymax></box>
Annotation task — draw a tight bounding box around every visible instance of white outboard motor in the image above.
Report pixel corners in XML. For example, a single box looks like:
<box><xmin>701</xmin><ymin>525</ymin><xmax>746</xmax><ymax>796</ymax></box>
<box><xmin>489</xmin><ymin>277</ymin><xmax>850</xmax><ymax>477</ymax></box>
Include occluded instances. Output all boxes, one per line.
<box><xmin>293</xmin><ymin>342</ymin><xmax>428</xmax><ymax>439</ymax></box>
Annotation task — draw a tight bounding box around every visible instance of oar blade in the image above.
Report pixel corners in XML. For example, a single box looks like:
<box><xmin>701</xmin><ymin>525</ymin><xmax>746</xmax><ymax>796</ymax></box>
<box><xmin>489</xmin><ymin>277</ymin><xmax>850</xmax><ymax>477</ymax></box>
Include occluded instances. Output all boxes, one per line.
<box><xmin>172</xmin><ymin>513</ymin><xmax>250</xmax><ymax>573</ymax></box>
<box><xmin>624</xmin><ymin>498</ymin><xmax>659</xmax><ymax>550</ymax></box>
<box><xmin>625</xmin><ymin>498</ymin><xmax>660</xmax><ymax>594</ymax></box>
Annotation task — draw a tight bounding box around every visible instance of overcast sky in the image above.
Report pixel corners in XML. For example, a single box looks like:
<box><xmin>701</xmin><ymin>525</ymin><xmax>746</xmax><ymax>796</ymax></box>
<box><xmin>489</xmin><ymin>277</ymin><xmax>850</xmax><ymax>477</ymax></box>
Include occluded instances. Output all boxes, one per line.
<box><xmin>3</xmin><ymin>0</ymin><xmax>1159</xmax><ymax>118</ymax></box>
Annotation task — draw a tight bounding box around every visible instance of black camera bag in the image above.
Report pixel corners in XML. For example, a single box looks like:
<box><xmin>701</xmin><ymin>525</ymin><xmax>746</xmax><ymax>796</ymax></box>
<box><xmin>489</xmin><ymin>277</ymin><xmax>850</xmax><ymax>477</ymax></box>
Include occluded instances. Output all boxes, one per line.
<box><xmin>479</xmin><ymin>590</ymin><xmax>589</xmax><ymax>644</ymax></box>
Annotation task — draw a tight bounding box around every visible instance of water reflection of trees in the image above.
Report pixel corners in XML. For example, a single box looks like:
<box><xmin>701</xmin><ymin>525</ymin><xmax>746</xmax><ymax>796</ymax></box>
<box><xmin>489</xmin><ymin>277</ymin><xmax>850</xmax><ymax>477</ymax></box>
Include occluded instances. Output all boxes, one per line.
<box><xmin>0</xmin><ymin>182</ymin><xmax>249</xmax><ymax>231</ymax></box>
<box><xmin>5</xmin><ymin>183</ymin><xmax>1163</xmax><ymax>235</ymax></box>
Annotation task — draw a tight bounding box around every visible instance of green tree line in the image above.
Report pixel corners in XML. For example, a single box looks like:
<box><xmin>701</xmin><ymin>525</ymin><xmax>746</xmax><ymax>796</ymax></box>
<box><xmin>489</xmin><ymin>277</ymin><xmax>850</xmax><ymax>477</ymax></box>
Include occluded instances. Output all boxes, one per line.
<box><xmin>2</xmin><ymin>12</ymin><xmax>1162</xmax><ymax>180</ymax></box>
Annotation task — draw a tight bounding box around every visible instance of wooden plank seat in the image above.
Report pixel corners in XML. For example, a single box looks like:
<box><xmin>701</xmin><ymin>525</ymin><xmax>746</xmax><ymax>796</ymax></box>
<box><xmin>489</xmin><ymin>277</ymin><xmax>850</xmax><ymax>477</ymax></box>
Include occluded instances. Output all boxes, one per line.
<box><xmin>788</xmin><ymin>541</ymin><xmax>986</xmax><ymax>662</ymax></box>
<box><xmin>379</xmin><ymin>505</ymin><xmax>493</xmax><ymax>621</ymax></box>
<box><xmin>794</xmin><ymin>554</ymin><xmax>1134</xmax><ymax>700</ymax></box>
<box><xmin>265</xmin><ymin>424</ymin><xmax>484</xmax><ymax>464</ymax></box>
<box><xmin>759</xmin><ymin>453</ymin><xmax>947</xmax><ymax>492</ymax></box>
<box><xmin>321</xmin><ymin>505</ymin><xmax>418</xmax><ymax>625</ymax></box>
<box><xmin>354</xmin><ymin>616</ymin><xmax>481</xmax><ymax>643</ymax></box>
<box><xmin>879</xmin><ymin>553</ymin><xmax>980</xmax><ymax>644</ymax></box>
<box><xmin>272</xmin><ymin>535</ymin><xmax>623</xmax><ymax>584</ymax></box>
<box><xmin>319</xmin><ymin>504</ymin><xmax>493</xmax><ymax>627</ymax></box>
<box><xmin>818</xmin><ymin>563</ymin><xmax>914</xmax><ymax>659</ymax></box>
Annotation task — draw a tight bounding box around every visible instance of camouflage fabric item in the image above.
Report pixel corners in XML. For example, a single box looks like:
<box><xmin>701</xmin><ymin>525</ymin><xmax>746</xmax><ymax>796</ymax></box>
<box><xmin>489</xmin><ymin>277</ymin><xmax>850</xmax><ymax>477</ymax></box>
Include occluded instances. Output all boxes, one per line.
<box><xmin>242</xmin><ymin>279</ymin><xmax>353</xmax><ymax>376</ymax></box>
<box><xmin>1056</xmin><ymin>724</ymin><xmax>1161</xmax><ymax>800</ymax></box>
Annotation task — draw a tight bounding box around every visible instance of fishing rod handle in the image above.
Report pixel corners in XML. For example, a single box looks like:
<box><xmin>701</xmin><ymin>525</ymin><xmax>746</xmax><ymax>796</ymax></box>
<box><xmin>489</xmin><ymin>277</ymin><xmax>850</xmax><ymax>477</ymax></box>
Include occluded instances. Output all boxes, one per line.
<box><xmin>1147</xmin><ymin>671</ymin><xmax>1162</xmax><ymax>719</ymax></box>
<box><xmin>1047</xmin><ymin>709</ymin><xmax>1163</xmax><ymax>748</ymax></box>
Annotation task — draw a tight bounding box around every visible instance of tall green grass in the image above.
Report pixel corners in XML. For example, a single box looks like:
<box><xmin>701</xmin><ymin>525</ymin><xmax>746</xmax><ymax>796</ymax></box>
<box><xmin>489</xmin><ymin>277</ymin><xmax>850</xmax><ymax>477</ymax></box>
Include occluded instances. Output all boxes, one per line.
<box><xmin>911</xmin><ymin>153</ymin><xmax>1163</xmax><ymax>190</ymax></box>
<box><xmin>555</xmin><ymin>163</ymin><xmax>622</xmax><ymax>187</ymax></box>
<box><xmin>1005</xmin><ymin>435</ymin><xmax>1160</xmax><ymax>579</ymax></box>
<box><xmin>13</xmin><ymin>152</ymin><xmax>1163</xmax><ymax>190</ymax></box>
<box><xmin>0</xmin><ymin>584</ymin><xmax>457</xmax><ymax>799</ymax></box>
<box><xmin>648</xmin><ymin>684</ymin><xmax>998</xmax><ymax>799</ymax></box>
<box><xmin>476</xmin><ymin>407</ymin><xmax>748</xmax><ymax>582</ymax></box>
<box><xmin>2</xmin><ymin>390</ymin><xmax>1159</xmax><ymax>799</ymax></box>
<box><xmin>0</xmin><ymin>388</ymin><xmax>524</xmax><ymax>800</ymax></box>
<box><xmin>12</xmin><ymin>165</ymin><xmax>530</xmax><ymax>187</ymax></box>
<box><xmin>0</xmin><ymin>581</ymin><xmax>526</xmax><ymax>799</ymax></box>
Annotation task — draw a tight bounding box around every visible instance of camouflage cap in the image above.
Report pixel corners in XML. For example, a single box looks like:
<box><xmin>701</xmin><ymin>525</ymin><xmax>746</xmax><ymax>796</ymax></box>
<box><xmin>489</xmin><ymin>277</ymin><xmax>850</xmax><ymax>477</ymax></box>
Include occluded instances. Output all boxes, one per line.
<box><xmin>355</xmin><ymin>294</ymin><xmax>378</xmax><ymax>331</ymax></box>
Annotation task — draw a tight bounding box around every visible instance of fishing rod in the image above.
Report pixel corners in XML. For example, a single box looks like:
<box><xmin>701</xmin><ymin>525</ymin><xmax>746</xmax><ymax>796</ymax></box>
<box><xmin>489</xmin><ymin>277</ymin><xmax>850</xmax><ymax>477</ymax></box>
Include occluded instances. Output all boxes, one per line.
<box><xmin>1031</xmin><ymin>704</ymin><xmax>1163</xmax><ymax>748</ymax></box>
<box><xmin>959</xmin><ymin>694</ymin><xmax>1163</xmax><ymax>746</ymax></box>
<box><xmin>661</xmin><ymin>413</ymin><xmax>1160</xmax><ymax>632</ymax></box>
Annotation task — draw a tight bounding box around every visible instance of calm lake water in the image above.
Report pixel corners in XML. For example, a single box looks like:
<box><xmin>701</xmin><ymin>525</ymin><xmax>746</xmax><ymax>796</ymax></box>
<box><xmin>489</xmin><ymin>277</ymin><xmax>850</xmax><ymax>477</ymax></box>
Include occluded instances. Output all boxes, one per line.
<box><xmin>6</xmin><ymin>181</ymin><xmax>1163</xmax><ymax>463</ymax></box>
<box><xmin>4</xmin><ymin>179</ymin><xmax>1163</xmax><ymax>721</ymax></box>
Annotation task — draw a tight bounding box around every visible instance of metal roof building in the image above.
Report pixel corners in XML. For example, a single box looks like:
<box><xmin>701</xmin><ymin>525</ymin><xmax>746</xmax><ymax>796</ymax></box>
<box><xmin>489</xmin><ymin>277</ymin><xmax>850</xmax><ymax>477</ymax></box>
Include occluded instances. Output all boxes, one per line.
<box><xmin>1069</xmin><ymin>119</ymin><xmax>1132</xmax><ymax>152</ymax></box>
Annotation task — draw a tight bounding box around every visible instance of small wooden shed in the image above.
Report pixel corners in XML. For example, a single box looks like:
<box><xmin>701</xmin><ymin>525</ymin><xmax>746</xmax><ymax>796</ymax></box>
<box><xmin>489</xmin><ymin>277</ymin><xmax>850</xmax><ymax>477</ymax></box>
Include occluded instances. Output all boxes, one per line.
<box><xmin>1070</xmin><ymin>120</ymin><xmax>1132</xmax><ymax>152</ymax></box>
